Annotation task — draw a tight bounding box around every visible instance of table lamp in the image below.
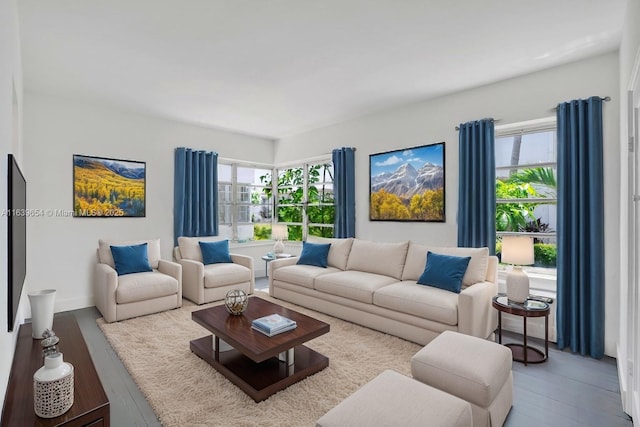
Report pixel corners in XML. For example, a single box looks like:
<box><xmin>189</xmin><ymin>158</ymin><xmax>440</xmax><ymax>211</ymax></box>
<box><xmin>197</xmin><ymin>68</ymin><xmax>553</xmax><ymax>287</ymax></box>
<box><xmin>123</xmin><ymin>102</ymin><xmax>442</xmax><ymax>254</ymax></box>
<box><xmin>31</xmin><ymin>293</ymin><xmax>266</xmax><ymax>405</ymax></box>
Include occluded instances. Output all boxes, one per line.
<box><xmin>271</xmin><ymin>224</ymin><xmax>288</xmax><ymax>255</ymax></box>
<box><xmin>501</xmin><ymin>235</ymin><xmax>535</xmax><ymax>303</ymax></box>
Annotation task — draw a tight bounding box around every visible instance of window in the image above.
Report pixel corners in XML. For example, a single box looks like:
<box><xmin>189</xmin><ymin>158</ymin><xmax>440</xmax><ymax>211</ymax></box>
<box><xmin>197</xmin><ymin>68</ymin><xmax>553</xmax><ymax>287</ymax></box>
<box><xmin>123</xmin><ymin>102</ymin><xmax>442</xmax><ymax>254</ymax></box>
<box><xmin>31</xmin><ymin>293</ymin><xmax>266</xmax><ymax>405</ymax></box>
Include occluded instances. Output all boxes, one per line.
<box><xmin>218</xmin><ymin>162</ymin><xmax>273</xmax><ymax>242</ymax></box>
<box><xmin>218</xmin><ymin>158</ymin><xmax>335</xmax><ymax>243</ymax></box>
<box><xmin>495</xmin><ymin>119</ymin><xmax>557</xmax><ymax>275</ymax></box>
<box><xmin>264</xmin><ymin>160</ymin><xmax>335</xmax><ymax>241</ymax></box>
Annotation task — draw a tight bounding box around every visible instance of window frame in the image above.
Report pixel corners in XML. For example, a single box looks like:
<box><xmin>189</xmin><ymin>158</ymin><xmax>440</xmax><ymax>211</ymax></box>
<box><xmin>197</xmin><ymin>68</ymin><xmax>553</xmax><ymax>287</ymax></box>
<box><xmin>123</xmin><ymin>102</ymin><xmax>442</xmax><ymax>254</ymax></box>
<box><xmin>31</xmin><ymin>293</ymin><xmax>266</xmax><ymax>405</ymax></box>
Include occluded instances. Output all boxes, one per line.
<box><xmin>274</xmin><ymin>156</ymin><xmax>335</xmax><ymax>241</ymax></box>
<box><xmin>494</xmin><ymin>118</ymin><xmax>558</xmax><ymax>292</ymax></box>
<box><xmin>218</xmin><ymin>155</ymin><xmax>334</xmax><ymax>243</ymax></box>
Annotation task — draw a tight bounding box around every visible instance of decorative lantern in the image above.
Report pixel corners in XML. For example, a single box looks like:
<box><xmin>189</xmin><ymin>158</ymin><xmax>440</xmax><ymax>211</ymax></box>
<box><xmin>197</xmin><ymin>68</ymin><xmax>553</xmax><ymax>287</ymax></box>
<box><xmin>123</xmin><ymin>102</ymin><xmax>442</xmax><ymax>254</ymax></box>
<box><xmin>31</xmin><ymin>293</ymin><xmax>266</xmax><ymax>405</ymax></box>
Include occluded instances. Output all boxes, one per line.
<box><xmin>225</xmin><ymin>289</ymin><xmax>248</xmax><ymax>315</ymax></box>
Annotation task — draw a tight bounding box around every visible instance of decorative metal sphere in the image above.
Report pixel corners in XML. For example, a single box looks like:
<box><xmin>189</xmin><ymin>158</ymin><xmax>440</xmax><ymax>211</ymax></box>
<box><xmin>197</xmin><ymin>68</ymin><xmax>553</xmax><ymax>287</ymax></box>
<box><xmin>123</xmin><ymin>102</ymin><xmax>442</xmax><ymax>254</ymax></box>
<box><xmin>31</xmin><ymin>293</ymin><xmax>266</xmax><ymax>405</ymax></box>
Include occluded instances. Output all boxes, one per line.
<box><xmin>225</xmin><ymin>289</ymin><xmax>248</xmax><ymax>315</ymax></box>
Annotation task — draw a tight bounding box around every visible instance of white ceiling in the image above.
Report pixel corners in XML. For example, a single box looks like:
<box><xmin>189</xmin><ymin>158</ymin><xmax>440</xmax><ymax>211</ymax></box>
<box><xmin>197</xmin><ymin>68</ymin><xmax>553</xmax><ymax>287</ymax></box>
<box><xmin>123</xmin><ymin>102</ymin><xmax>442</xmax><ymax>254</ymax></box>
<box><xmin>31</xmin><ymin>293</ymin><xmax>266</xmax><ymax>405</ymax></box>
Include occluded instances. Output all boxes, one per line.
<box><xmin>18</xmin><ymin>1</ymin><xmax>627</xmax><ymax>139</ymax></box>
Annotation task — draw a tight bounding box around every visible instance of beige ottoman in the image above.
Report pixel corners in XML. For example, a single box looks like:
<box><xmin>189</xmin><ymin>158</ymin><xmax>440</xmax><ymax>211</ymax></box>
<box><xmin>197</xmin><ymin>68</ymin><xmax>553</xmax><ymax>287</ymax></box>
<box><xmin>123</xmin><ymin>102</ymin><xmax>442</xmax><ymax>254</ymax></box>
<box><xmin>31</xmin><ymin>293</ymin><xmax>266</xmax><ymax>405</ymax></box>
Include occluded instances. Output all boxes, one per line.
<box><xmin>316</xmin><ymin>370</ymin><xmax>472</xmax><ymax>427</ymax></box>
<box><xmin>411</xmin><ymin>331</ymin><xmax>513</xmax><ymax>427</ymax></box>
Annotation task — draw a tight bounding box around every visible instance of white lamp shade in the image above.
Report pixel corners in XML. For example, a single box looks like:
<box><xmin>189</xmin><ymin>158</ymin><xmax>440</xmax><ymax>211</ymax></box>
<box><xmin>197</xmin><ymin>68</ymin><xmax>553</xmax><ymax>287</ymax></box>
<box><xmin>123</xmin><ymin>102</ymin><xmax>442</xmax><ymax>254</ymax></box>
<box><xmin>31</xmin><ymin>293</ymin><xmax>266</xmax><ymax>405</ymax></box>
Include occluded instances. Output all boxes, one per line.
<box><xmin>501</xmin><ymin>236</ymin><xmax>534</xmax><ymax>266</ymax></box>
<box><xmin>271</xmin><ymin>224</ymin><xmax>289</xmax><ymax>241</ymax></box>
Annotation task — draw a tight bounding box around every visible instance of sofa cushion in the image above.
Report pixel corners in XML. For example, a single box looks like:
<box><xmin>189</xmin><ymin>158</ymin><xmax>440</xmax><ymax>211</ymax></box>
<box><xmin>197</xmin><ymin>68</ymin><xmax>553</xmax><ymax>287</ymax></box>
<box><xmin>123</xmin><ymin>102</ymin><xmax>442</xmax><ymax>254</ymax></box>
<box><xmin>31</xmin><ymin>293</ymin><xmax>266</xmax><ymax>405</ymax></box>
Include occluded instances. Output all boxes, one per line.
<box><xmin>308</xmin><ymin>236</ymin><xmax>353</xmax><ymax>270</ymax></box>
<box><xmin>297</xmin><ymin>241</ymin><xmax>331</xmax><ymax>268</ymax></box>
<box><xmin>315</xmin><ymin>271</ymin><xmax>399</xmax><ymax>304</ymax></box>
<box><xmin>178</xmin><ymin>235</ymin><xmax>226</xmax><ymax>262</ymax></box>
<box><xmin>272</xmin><ymin>264</ymin><xmax>341</xmax><ymax>289</ymax></box>
<box><xmin>199</xmin><ymin>240</ymin><xmax>232</xmax><ymax>264</ymax></box>
<box><xmin>203</xmin><ymin>263</ymin><xmax>251</xmax><ymax>288</ymax></box>
<box><xmin>99</xmin><ymin>238</ymin><xmax>161</xmax><ymax>269</ymax></box>
<box><xmin>402</xmin><ymin>242</ymin><xmax>489</xmax><ymax>287</ymax></box>
<box><xmin>417</xmin><ymin>252</ymin><xmax>471</xmax><ymax>294</ymax></box>
<box><xmin>373</xmin><ymin>282</ymin><xmax>459</xmax><ymax>326</ymax></box>
<box><xmin>346</xmin><ymin>239</ymin><xmax>409</xmax><ymax>280</ymax></box>
<box><xmin>116</xmin><ymin>271</ymin><xmax>179</xmax><ymax>304</ymax></box>
<box><xmin>110</xmin><ymin>243</ymin><xmax>153</xmax><ymax>276</ymax></box>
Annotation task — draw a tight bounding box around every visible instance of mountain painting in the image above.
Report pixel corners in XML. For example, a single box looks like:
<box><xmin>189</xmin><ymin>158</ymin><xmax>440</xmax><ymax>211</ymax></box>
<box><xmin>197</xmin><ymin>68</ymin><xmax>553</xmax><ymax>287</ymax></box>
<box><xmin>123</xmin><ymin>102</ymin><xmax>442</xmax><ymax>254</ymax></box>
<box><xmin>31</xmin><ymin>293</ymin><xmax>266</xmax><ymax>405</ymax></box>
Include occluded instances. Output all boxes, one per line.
<box><xmin>73</xmin><ymin>155</ymin><xmax>146</xmax><ymax>217</ymax></box>
<box><xmin>370</xmin><ymin>143</ymin><xmax>445</xmax><ymax>222</ymax></box>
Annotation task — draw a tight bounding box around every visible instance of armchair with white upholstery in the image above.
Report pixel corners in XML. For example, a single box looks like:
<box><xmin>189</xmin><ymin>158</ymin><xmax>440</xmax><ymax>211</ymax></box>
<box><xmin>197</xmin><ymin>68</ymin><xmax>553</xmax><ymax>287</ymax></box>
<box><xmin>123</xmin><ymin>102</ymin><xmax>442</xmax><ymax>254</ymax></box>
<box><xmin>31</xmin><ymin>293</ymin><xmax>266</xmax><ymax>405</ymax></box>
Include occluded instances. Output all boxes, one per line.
<box><xmin>94</xmin><ymin>239</ymin><xmax>182</xmax><ymax>323</ymax></box>
<box><xmin>174</xmin><ymin>236</ymin><xmax>254</xmax><ymax>305</ymax></box>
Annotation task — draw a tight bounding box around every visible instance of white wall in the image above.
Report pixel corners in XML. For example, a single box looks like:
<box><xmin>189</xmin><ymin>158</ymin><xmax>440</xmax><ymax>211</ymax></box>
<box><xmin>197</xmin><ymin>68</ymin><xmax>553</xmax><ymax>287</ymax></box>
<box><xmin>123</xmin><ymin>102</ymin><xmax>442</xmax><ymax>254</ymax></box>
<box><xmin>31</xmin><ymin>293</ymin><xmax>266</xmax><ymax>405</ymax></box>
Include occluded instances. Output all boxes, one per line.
<box><xmin>276</xmin><ymin>52</ymin><xmax>621</xmax><ymax>356</ymax></box>
<box><xmin>23</xmin><ymin>93</ymin><xmax>273</xmax><ymax>314</ymax></box>
<box><xmin>0</xmin><ymin>0</ymin><xmax>23</xmax><ymax>411</ymax></box>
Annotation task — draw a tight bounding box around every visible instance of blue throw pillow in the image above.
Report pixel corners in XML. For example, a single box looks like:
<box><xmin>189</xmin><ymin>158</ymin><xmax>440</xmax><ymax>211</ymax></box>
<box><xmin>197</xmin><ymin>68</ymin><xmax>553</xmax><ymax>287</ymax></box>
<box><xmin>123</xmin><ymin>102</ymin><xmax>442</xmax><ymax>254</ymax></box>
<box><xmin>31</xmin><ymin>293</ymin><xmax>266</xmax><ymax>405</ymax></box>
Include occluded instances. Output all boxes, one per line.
<box><xmin>199</xmin><ymin>240</ymin><xmax>232</xmax><ymax>265</ymax></box>
<box><xmin>110</xmin><ymin>243</ymin><xmax>153</xmax><ymax>276</ymax></box>
<box><xmin>297</xmin><ymin>241</ymin><xmax>331</xmax><ymax>268</ymax></box>
<box><xmin>417</xmin><ymin>251</ymin><xmax>471</xmax><ymax>293</ymax></box>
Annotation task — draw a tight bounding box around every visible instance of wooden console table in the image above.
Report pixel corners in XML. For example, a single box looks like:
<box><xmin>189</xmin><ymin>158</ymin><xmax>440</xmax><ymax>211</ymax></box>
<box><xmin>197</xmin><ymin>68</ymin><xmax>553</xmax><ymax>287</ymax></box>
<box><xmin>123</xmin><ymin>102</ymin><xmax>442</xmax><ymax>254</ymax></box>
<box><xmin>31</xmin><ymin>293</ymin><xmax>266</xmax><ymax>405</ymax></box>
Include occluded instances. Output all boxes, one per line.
<box><xmin>1</xmin><ymin>314</ymin><xmax>110</xmax><ymax>426</ymax></box>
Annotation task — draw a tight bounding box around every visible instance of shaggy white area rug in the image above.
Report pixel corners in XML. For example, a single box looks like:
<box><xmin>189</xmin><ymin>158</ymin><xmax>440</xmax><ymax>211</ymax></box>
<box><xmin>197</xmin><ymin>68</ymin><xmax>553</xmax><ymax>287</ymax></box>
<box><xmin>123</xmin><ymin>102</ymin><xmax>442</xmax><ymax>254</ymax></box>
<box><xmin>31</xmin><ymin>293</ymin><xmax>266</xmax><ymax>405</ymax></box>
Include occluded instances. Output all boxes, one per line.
<box><xmin>97</xmin><ymin>293</ymin><xmax>422</xmax><ymax>426</ymax></box>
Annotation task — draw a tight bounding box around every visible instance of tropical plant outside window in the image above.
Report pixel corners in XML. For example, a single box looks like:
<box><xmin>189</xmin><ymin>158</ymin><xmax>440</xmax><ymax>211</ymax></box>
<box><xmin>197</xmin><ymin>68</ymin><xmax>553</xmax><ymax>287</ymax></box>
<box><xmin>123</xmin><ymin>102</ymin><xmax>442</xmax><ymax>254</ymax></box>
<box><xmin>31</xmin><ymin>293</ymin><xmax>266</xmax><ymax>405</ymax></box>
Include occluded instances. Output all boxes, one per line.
<box><xmin>495</xmin><ymin>122</ymin><xmax>557</xmax><ymax>271</ymax></box>
<box><xmin>218</xmin><ymin>159</ymin><xmax>334</xmax><ymax>242</ymax></box>
<box><xmin>260</xmin><ymin>161</ymin><xmax>335</xmax><ymax>241</ymax></box>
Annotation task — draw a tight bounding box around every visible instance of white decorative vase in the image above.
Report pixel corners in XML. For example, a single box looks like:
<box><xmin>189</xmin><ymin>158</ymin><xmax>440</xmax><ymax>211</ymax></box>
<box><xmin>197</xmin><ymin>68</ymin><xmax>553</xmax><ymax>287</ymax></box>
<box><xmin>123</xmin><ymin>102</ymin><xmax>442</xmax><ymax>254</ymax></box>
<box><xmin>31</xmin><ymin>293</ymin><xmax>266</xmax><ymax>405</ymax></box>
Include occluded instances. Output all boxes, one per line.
<box><xmin>28</xmin><ymin>289</ymin><xmax>56</xmax><ymax>339</ymax></box>
<box><xmin>33</xmin><ymin>352</ymin><xmax>74</xmax><ymax>418</ymax></box>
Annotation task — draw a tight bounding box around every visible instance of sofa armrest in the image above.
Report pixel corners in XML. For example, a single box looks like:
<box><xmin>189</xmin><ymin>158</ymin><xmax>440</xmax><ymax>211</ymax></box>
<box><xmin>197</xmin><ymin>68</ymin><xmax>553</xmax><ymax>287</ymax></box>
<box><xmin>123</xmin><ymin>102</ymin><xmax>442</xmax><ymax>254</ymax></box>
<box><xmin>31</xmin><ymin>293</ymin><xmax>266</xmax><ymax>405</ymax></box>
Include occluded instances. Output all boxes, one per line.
<box><xmin>158</xmin><ymin>259</ymin><xmax>183</xmax><ymax>304</ymax></box>
<box><xmin>230</xmin><ymin>253</ymin><xmax>255</xmax><ymax>294</ymax></box>
<box><xmin>179</xmin><ymin>259</ymin><xmax>205</xmax><ymax>304</ymax></box>
<box><xmin>458</xmin><ymin>280</ymin><xmax>499</xmax><ymax>339</ymax></box>
<box><xmin>94</xmin><ymin>263</ymin><xmax>118</xmax><ymax>323</ymax></box>
<box><xmin>268</xmin><ymin>257</ymin><xmax>299</xmax><ymax>295</ymax></box>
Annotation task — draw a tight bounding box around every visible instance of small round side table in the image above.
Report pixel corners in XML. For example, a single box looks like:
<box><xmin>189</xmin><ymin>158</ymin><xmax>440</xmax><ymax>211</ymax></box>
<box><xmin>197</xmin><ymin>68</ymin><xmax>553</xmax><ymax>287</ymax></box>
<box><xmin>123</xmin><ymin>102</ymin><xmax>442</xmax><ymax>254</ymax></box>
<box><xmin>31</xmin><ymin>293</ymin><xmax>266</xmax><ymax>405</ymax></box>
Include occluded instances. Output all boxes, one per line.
<box><xmin>492</xmin><ymin>295</ymin><xmax>550</xmax><ymax>365</ymax></box>
<box><xmin>261</xmin><ymin>254</ymin><xmax>276</xmax><ymax>278</ymax></box>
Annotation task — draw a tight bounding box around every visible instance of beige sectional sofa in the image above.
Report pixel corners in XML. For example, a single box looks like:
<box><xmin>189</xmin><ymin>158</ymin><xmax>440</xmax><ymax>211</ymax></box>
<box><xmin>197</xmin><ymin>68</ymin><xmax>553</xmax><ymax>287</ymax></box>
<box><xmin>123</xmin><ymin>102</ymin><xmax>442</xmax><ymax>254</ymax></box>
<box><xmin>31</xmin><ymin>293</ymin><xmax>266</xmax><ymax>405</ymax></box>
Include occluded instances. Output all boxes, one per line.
<box><xmin>269</xmin><ymin>238</ymin><xmax>498</xmax><ymax>345</ymax></box>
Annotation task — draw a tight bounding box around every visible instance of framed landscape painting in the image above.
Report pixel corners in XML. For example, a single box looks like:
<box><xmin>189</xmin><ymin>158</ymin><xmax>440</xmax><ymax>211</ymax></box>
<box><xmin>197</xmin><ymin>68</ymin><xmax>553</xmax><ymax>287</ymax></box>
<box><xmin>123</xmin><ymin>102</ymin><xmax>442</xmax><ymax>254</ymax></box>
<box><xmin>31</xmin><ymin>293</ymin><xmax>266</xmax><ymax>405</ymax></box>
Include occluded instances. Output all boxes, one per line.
<box><xmin>73</xmin><ymin>154</ymin><xmax>146</xmax><ymax>217</ymax></box>
<box><xmin>370</xmin><ymin>142</ymin><xmax>445</xmax><ymax>222</ymax></box>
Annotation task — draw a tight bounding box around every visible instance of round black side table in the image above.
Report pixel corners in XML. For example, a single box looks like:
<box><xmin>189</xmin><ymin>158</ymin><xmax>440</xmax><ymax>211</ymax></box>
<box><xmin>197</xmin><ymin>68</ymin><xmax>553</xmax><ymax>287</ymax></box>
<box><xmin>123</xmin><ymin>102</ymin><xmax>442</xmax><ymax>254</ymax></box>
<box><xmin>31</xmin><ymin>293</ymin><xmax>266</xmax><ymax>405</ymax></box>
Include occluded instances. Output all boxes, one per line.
<box><xmin>492</xmin><ymin>295</ymin><xmax>550</xmax><ymax>365</ymax></box>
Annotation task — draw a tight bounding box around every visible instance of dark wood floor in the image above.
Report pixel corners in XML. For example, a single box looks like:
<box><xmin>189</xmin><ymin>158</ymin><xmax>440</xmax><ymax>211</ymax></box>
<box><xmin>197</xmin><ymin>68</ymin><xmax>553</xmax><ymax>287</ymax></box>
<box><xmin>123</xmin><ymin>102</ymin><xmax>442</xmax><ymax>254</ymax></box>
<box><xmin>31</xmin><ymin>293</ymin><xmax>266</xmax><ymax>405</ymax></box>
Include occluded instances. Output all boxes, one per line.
<box><xmin>69</xmin><ymin>277</ymin><xmax>632</xmax><ymax>426</ymax></box>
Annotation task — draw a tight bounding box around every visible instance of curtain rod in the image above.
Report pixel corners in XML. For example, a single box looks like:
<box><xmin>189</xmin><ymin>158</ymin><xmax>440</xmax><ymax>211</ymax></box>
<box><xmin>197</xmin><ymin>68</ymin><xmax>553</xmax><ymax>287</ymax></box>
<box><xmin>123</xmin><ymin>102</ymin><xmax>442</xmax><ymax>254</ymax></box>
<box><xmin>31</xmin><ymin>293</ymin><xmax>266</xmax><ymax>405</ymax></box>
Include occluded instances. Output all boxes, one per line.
<box><xmin>455</xmin><ymin>118</ymin><xmax>500</xmax><ymax>131</ymax></box>
<box><xmin>550</xmin><ymin>95</ymin><xmax>611</xmax><ymax>112</ymax></box>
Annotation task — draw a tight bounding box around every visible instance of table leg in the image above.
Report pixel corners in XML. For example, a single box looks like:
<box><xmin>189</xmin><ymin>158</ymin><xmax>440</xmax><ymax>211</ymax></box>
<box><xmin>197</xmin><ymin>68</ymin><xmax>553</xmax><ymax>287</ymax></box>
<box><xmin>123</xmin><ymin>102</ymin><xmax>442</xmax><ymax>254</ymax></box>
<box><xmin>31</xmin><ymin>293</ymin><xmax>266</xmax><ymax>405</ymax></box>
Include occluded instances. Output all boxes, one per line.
<box><xmin>497</xmin><ymin>311</ymin><xmax>502</xmax><ymax>344</ymax></box>
<box><xmin>265</xmin><ymin>260</ymin><xmax>269</xmax><ymax>278</ymax></box>
<box><xmin>545</xmin><ymin>313</ymin><xmax>549</xmax><ymax>360</ymax></box>
<box><xmin>214</xmin><ymin>335</ymin><xmax>220</xmax><ymax>362</ymax></box>
<box><xmin>523</xmin><ymin>316</ymin><xmax>528</xmax><ymax>366</ymax></box>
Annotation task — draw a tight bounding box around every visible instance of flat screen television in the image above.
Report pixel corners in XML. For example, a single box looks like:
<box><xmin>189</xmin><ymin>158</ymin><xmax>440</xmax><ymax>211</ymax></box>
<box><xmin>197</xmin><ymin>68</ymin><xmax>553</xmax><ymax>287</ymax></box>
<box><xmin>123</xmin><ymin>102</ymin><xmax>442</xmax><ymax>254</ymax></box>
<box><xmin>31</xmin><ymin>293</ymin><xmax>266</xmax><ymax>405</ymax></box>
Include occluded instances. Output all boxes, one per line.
<box><xmin>7</xmin><ymin>154</ymin><xmax>26</xmax><ymax>332</ymax></box>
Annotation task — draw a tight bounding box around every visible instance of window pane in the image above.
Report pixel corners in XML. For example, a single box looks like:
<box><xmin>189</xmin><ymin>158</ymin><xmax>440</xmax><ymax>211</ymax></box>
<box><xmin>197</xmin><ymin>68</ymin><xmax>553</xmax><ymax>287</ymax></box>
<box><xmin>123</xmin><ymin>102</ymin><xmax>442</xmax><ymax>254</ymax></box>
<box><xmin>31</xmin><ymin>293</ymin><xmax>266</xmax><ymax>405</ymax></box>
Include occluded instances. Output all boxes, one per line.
<box><xmin>495</xmin><ymin>130</ymin><xmax>556</xmax><ymax>168</ymax></box>
<box><xmin>218</xmin><ymin>163</ymin><xmax>232</xmax><ymax>182</ymax></box>
<box><xmin>253</xmin><ymin>224</ymin><xmax>271</xmax><ymax>240</ymax></box>
<box><xmin>236</xmin><ymin>205</ymin><xmax>250</xmax><ymax>223</ymax></box>
<box><xmin>277</xmin><ymin>206</ymin><xmax>303</xmax><ymax>222</ymax></box>
<box><xmin>284</xmin><ymin>225</ymin><xmax>303</xmax><ymax>242</ymax></box>
<box><xmin>308</xmin><ymin>184</ymin><xmax>334</xmax><ymax>204</ymax></box>
<box><xmin>307</xmin><ymin>205</ymin><xmax>335</xmax><ymax>225</ymax></box>
<box><xmin>218</xmin><ymin>183</ymin><xmax>232</xmax><ymax>203</ymax></box>
<box><xmin>309</xmin><ymin>225</ymin><xmax>334</xmax><ymax>238</ymax></box>
<box><xmin>219</xmin><ymin>205</ymin><xmax>232</xmax><ymax>224</ymax></box>
<box><xmin>495</xmin><ymin>126</ymin><xmax>557</xmax><ymax>271</ymax></box>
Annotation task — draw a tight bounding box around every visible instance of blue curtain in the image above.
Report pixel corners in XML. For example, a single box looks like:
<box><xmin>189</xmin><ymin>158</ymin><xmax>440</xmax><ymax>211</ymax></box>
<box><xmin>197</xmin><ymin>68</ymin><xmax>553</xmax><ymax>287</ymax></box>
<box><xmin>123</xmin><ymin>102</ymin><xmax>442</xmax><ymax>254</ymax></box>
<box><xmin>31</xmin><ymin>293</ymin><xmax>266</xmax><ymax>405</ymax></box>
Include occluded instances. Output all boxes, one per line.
<box><xmin>457</xmin><ymin>119</ymin><xmax>496</xmax><ymax>252</ymax></box>
<box><xmin>556</xmin><ymin>96</ymin><xmax>605</xmax><ymax>358</ymax></box>
<box><xmin>332</xmin><ymin>147</ymin><xmax>356</xmax><ymax>238</ymax></box>
<box><xmin>174</xmin><ymin>148</ymin><xmax>218</xmax><ymax>244</ymax></box>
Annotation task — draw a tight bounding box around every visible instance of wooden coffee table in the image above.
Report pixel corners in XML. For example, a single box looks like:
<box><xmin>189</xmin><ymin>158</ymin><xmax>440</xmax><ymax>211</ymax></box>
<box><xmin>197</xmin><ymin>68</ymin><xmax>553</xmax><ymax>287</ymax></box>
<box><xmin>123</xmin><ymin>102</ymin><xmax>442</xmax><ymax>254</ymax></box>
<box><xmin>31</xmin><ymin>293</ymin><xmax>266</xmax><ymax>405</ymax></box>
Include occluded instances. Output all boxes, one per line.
<box><xmin>190</xmin><ymin>296</ymin><xmax>330</xmax><ymax>402</ymax></box>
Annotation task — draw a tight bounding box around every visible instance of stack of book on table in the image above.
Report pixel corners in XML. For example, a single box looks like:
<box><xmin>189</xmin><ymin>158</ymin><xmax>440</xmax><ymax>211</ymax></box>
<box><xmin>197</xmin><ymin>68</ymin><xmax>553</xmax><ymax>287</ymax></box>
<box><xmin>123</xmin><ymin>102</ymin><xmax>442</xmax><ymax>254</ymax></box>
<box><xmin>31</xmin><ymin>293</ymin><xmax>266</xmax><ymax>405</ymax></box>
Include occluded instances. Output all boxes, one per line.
<box><xmin>251</xmin><ymin>314</ymin><xmax>297</xmax><ymax>337</ymax></box>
